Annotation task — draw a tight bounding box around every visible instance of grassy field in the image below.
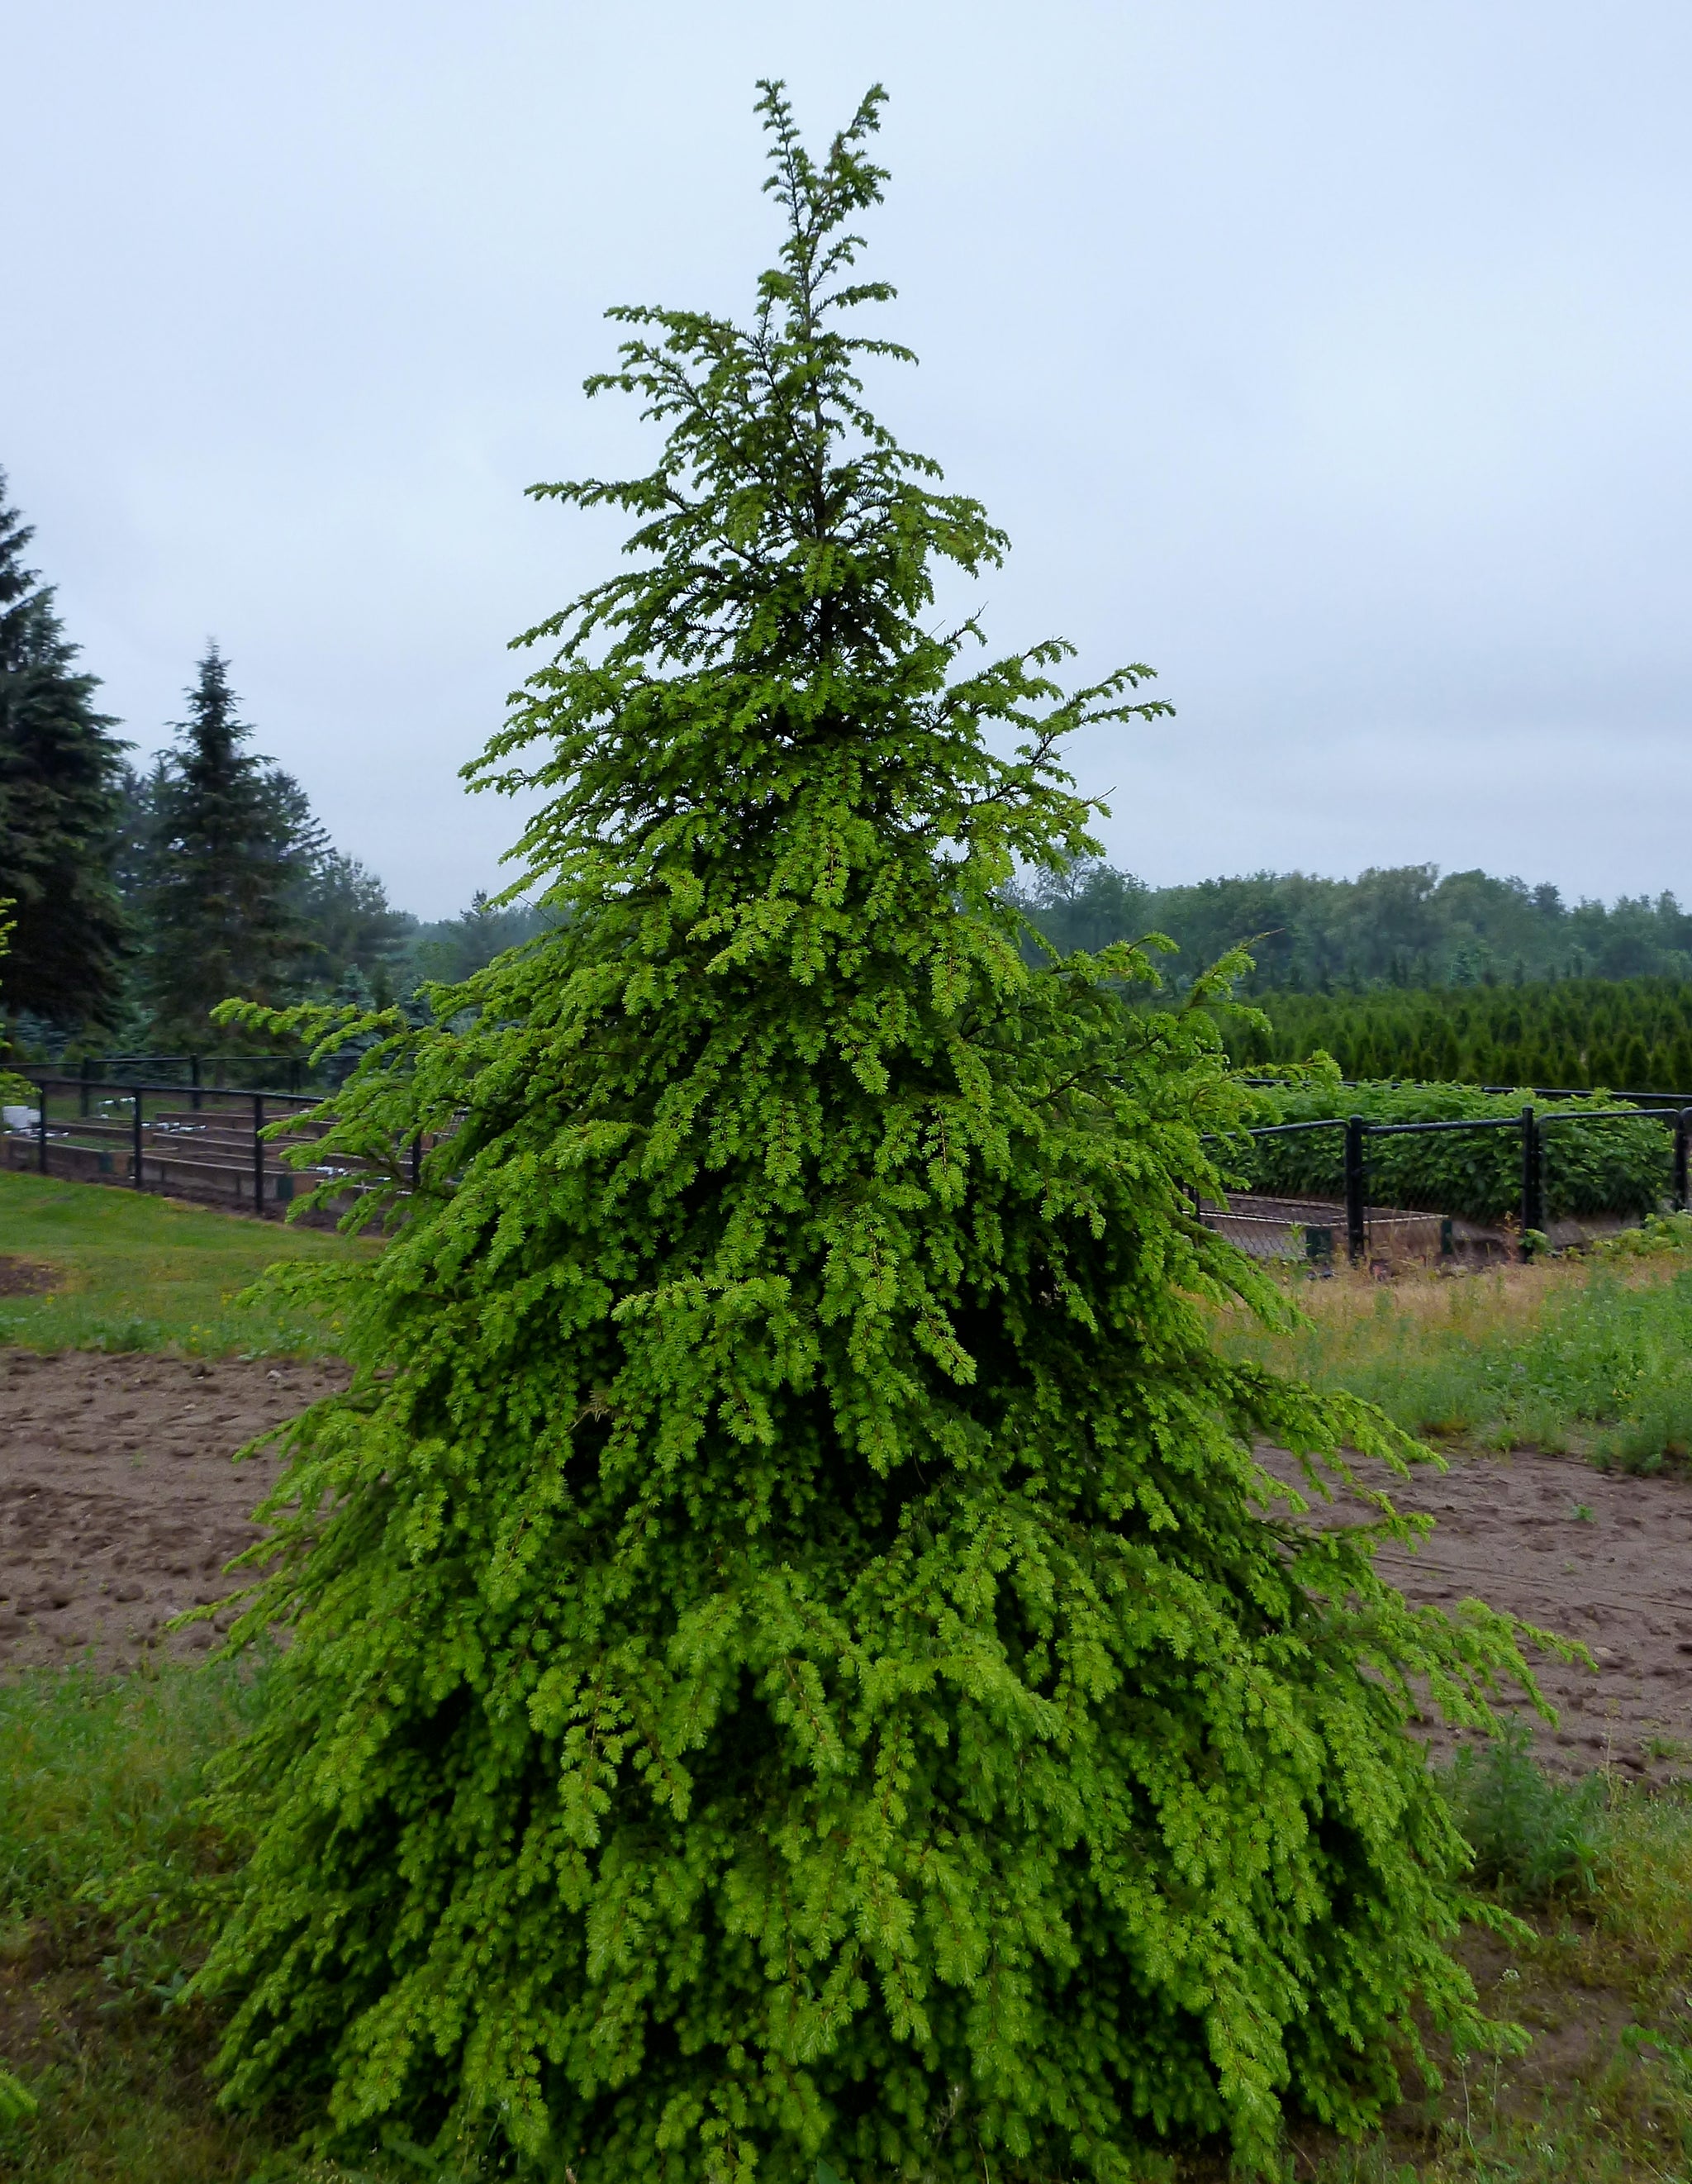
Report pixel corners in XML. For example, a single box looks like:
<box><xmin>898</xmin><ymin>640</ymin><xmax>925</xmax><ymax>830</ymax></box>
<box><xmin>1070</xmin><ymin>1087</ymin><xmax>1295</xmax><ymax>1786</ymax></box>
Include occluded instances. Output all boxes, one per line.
<box><xmin>1218</xmin><ymin>1219</ymin><xmax>1692</xmax><ymax>1472</ymax></box>
<box><xmin>0</xmin><ymin>1170</ymin><xmax>373</xmax><ymax>1357</ymax></box>
<box><xmin>2</xmin><ymin>1664</ymin><xmax>1690</xmax><ymax>2182</ymax></box>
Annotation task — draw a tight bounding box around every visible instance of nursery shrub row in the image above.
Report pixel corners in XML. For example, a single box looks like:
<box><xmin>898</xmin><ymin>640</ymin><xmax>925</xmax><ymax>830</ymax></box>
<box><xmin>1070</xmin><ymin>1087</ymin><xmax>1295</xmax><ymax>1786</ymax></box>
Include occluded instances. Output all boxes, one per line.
<box><xmin>1224</xmin><ymin>976</ymin><xmax>1692</xmax><ymax>1092</ymax></box>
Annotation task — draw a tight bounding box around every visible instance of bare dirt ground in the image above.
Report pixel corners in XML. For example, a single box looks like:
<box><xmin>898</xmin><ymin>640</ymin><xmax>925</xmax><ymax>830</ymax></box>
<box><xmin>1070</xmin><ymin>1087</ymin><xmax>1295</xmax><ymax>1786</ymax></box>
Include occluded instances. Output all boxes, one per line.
<box><xmin>0</xmin><ymin>1350</ymin><xmax>347</xmax><ymax>1668</ymax></box>
<box><xmin>2</xmin><ymin>1354</ymin><xmax>1690</xmax><ymax>1782</ymax></box>
<box><xmin>1263</xmin><ymin>1442</ymin><xmax>1692</xmax><ymax>1780</ymax></box>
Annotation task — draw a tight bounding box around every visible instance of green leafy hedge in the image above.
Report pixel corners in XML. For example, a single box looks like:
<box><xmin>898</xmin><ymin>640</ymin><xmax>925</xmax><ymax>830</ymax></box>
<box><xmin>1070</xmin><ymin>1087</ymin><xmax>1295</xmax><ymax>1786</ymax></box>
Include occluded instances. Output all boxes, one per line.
<box><xmin>1234</xmin><ymin>1080</ymin><xmax>1671</xmax><ymax>1224</ymax></box>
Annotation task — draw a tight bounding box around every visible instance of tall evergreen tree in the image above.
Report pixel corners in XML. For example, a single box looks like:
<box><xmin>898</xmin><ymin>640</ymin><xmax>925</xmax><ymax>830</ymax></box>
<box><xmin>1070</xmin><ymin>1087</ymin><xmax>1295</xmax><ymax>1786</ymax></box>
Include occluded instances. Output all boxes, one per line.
<box><xmin>138</xmin><ymin>646</ymin><xmax>312</xmax><ymax>1044</ymax></box>
<box><xmin>198</xmin><ymin>89</ymin><xmax>1535</xmax><ymax>2178</ymax></box>
<box><xmin>0</xmin><ymin>470</ymin><xmax>129</xmax><ymax>1034</ymax></box>
<box><xmin>294</xmin><ymin>847</ymin><xmax>414</xmax><ymax>993</ymax></box>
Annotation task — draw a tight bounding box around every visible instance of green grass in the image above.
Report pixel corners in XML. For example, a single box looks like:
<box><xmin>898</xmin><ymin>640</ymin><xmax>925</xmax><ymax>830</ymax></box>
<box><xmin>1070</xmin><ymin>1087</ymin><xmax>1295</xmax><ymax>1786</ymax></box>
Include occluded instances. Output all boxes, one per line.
<box><xmin>2</xmin><ymin>1660</ymin><xmax>1690</xmax><ymax>2182</ymax></box>
<box><xmin>0</xmin><ymin>1662</ymin><xmax>413</xmax><ymax>2180</ymax></box>
<box><xmin>1217</xmin><ymin>1226</ymin><xmax>1692</xmax><ymax>1470</ymax></box>
<box><xmin>0</xmin><ymin>1661</ymin><xmax>284</xmax><ymax>2180</ymax></box>
<box><xmin>0</xmin><ymin>1170</ymin><xmax>372</xmax><ymax>1357</ymax></box>
<box><xmin>1289</xmin><ymin>1743</ymin><xmax>1692</xmax><ymax>2184</ymax></box>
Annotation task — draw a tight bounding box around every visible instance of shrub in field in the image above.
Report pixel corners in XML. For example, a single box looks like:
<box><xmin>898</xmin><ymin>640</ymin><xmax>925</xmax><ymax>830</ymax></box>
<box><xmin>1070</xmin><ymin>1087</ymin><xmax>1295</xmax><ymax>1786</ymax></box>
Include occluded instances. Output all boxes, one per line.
<box><xmin>1238</xmin><ymin>1078</ymin><xmax>1670</xmax><ymax>1224</ymax></box>
<box><xmin>1591</xmin><ymin>1211</ymin><xmax>1692</xmax><ymax>1262</ymax></box>
<box><xmin>199</xmin><ymin>87</ymin><xmax>1538</xmax><ymax>2181</ymax></box>
<box><xmin>1442</xmin><ymin>1724</ymin><xmax>1607</xmax><ymax>1904</ymax></box>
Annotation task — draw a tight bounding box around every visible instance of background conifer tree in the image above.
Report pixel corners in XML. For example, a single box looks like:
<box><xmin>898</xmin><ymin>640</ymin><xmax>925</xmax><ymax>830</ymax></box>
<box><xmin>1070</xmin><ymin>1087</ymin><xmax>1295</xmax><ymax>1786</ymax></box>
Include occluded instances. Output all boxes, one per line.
<box><xmin>0</xmin><ymin>469</ymin><xmax>129</xmax><ymax>1036</ymax></box>
<box><xmin>136</xmin><ymin>645</ymin><xmax>316</xmax><ymax>1044</ymax></box>
<box><xmin>201</xmin><ymin>87</ymin><xmax>1536</xmax><ymax>2180</ymax></box>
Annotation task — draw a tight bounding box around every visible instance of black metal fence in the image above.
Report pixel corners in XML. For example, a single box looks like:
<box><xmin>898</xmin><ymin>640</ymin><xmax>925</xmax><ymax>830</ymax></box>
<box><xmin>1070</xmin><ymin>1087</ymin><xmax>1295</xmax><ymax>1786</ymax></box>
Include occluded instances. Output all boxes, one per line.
<box><xmin>12</xmin><ymin>1069</ymin><xmax>1692</xmax><ymax>1252</ymax></box>
<box><xmin>1206</xmin><ymin>1103</ymin><xmax>1692</xmax><ymax>1265</ymax></box>
<box><xmin>11</xmin><ymin>1075</ymin><xmax>325</xmax><ymax>1218</ymax></box>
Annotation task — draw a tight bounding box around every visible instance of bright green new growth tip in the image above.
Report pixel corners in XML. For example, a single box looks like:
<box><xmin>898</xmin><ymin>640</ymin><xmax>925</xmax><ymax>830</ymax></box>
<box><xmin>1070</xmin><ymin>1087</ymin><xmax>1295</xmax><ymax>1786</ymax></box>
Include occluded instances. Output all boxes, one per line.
<box><xmin>203</xmin><ymin>83</ymin><xmax>1540</xmax><ymax>2181</ymax></box>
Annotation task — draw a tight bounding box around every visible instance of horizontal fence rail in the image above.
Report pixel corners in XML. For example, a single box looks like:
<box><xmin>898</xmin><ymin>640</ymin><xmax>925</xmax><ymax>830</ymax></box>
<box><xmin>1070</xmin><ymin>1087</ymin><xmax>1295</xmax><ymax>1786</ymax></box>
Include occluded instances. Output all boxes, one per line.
<box><xmin>9</xmin><ymin>1074</ymin><xmax>326</xmax><ymax>1218</ymax></box>
<box><xmin>59</xmin><ymin>1052</ymin><xmax>316</xmax><ymax>1104</ymax></box>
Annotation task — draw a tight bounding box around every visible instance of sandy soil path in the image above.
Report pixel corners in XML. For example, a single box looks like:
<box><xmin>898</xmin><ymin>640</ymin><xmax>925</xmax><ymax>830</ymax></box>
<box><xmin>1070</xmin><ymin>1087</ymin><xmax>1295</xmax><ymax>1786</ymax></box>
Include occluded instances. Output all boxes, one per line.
<box><xmin>2</xmin><ymin>1353</ymin><xmax>1690</xmax><ymax>1782</ymax></box>
<box><xmin>0</xmin><ymin>1350</ymin><xmax>346</xmax><ymax>1668</ymax></box>
<box><xmin>1266</xmin><ymin>1442</ymin><xmax>1692</xmax><ymax>1779</ymax></box>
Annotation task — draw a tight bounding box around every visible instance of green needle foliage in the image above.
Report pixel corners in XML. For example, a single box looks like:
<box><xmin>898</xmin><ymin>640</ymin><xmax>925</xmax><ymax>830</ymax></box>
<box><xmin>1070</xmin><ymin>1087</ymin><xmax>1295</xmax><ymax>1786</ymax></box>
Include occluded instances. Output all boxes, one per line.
<box><xmin>0</xmin><ymin>467</ymin><xmax>130</xmax><ymax>1035</ymax></box>
<box><xmin>202</xmin><ymin>85</ymin><xmax>1542</xmax><ymax>2182</ymax></box>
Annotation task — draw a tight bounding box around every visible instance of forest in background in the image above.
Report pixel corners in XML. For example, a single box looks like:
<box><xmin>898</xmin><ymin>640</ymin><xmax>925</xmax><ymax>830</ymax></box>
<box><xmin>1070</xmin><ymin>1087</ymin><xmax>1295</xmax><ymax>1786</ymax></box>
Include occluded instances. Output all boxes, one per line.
<box><xmin>6</xmin><ymin>454</ymin><xmax>1688</xmax><ymax>1069</ymax></box>
<box><xmin>1011</xmin><ymin>859</ymin><xmax>1692</xmax><ymax>990</ymax></box>
<box><xmin>0</xmin><ymin>466</ymin><xmax>567</xmax><ymax>1058</ymax></box>
<box><xmin>1010</xmin><ymin>861</ymin><xmax>1692</xmax><ymax>1092</ymax></box>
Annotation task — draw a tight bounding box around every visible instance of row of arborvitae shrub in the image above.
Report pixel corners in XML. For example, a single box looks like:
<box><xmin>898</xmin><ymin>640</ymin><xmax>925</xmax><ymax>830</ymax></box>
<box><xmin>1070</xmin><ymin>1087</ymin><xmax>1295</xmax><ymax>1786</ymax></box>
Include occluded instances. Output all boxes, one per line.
<box><xmin>1233</xmin><ymin>1078</ymin><xmax>1671</xmax><ymax>1225</ymax></box>
<box><xmin>1224</xmin><ymin>976</ymin><xmax>1692</xmax><ymax>1093</ymax></box>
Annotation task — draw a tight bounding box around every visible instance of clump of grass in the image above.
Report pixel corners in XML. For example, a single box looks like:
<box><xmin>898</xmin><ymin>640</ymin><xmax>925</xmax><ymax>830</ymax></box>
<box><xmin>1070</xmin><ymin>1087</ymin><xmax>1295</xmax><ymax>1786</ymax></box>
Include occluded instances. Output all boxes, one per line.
<box><xmin>0</xmin><ymin>1662</ymin><xmax>274</xmax><ymax>2178</ymax></box>
<box><xmin>0</xmin><ymin>1662</ymin><xmax>459</xmax><ymax>2181</ymax></box>
<box><xmin>1297</xmin><ymin>1744</ymin><xmax>1692</xmax><ymax>2182</ymax></box>
<box><xmin>0</xmin><ymin>1172</ymin><xmax>371</xmax><ymax>1358</ymax></box>
<box><xmin>1589</xmin><ymin>1789</ymin><xmax>1692</xmax><ymax>1971</ymax></box>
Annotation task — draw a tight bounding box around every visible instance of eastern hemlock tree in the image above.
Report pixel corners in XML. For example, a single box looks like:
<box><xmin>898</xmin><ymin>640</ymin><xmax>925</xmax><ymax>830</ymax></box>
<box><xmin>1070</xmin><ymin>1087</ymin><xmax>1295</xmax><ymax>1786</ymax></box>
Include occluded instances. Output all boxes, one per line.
<box><xmin>198</xmin><ymin>88</ymin><xmax>1537</xmax><ymax>2180</ymax></box>
<box><xmin>137</xmin><ymin>646</ymin><xmax>316</xmax><ymax>1044</ymax></box>
<box><xmin>0</xmin><ymin>470</ymin><xmax>130</xmax><ymax>1035</ymax></box>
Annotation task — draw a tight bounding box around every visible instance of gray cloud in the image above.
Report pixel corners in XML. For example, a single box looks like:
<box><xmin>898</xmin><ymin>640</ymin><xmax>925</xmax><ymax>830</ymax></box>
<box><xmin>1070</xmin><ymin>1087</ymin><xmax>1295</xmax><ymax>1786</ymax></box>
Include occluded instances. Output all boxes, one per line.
<box><xmin>6</xmin><ymin>0</ymin><xmax>1686</xmax><ymax>914</ymax></box>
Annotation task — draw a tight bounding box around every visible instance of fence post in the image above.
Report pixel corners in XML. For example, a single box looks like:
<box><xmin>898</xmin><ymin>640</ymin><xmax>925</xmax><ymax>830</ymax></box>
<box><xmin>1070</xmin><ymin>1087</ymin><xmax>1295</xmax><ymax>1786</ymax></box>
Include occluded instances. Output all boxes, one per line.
<box><xmin>79</xmin><ymin>1054</ymin><xmax>93</xmax><ymax>1118</ymax></box>
<box><xmin>409</xmin><ymin>1131</ymin><xmax>422</xmax><ymax>1196</ymax></box>
<box><xmin>131</xmin><ymin>1089</ymin><xmax>144</xmax><ymax>1189</ymax></box>
<box><xmin>1519</xmin><ymin>1105</ymin><xmax>1542</xmax><ymax>1256</ymax></box>
<box><xmin>253</xmin><ymin>1095</ymin><xmax>265</xmax><ymax>1217</ymax></box>
<box><xmin>36</xmin><ymin>1081</ymin><xmax>48</xmax><ymax>1174</ymax></box>
<box><xmin>1343</xmin><ymin>1115</ymin><xmax>1366</xmax><ymax>1264</ymax></box>
<box><xmin>190</xmin><ymin>1054</ymin><xmax>202</xmax><ymax>1113</ymax></box>
<box><xmin>1676</xmin><ymin>1109</ymin><xmax>1692</xmax><ymax>1215</ymax></box>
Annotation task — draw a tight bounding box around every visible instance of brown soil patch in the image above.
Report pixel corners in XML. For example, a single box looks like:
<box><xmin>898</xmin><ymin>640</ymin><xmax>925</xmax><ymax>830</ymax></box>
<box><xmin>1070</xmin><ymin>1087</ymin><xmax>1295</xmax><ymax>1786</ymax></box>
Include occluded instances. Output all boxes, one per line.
<box><xmin>3</xmin><ymin>1351</ymin><xmax>1690</xmax><ymax>1780</ymax></box>
<box><xmin>1266</xmin><ymin>1441</ymin><xmax>1692</xmax><ymax>1782</ymax></box>
<box><xmin>0</xmin><ymin>1350</ymin><xmax>348</xmax><ymax>1670</ymax></box>
<box><xmin>0</xmin><ymin>1257</ymin><xmax>60</xmax><ymax>1297</ymax></box>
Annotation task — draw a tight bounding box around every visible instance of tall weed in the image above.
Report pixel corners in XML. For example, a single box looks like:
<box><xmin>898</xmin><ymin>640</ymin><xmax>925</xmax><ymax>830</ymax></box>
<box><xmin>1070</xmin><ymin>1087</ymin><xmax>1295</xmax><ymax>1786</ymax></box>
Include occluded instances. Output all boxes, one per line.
<box><xmin>1442</xmin><ymin>1725</ymin><xmax>1607</xmax><ymax>1903</ymax></box>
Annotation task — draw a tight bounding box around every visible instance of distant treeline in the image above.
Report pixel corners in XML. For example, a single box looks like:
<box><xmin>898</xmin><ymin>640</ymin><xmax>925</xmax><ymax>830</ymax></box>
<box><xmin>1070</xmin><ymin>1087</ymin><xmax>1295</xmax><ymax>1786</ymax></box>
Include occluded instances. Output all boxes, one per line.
<box><xmin>1012</xmin><ymin>861</ymin><xmax>1692</xmax><ymax>991</ymax></box>
<box><xmin>1224</xmin><ymin>980</ymin><xmax>1692</xmax><ymax>1094</ymax></box>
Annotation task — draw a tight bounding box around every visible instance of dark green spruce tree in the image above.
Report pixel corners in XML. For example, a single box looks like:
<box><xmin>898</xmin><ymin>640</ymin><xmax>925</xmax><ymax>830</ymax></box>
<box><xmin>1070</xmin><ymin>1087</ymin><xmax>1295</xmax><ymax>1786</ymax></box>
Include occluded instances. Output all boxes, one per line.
<box><xmin>199</xmin><ymin>88</ymin><xmax>1539</xmax><ymax>2180</ymax></box>
<box><xmin>139</xmin><ymin>645</ymin><xmax>313</xmax><ymax>1044</ymax></box>
<box><xmin>0</xmin><ymin>470</ymin><xmax>129</xmax><ymax>1035</ymax></box>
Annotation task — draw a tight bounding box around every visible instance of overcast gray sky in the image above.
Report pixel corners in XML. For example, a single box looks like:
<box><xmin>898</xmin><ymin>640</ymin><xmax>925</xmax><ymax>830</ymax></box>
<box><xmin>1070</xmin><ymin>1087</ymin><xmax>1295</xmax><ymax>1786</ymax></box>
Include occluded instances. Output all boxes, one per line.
<box><xmin>7</xmin><ymin>1</ymin><xmax>1688</xmax><ymax>918</ymax></box>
